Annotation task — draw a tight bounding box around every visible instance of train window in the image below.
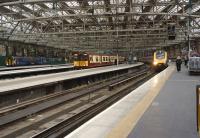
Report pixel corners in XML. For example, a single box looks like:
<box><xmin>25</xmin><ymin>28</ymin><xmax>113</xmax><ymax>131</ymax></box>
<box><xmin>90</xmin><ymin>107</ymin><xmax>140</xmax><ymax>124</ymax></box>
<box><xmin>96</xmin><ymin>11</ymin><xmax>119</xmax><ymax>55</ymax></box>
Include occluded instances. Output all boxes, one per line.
<box><xmin>73</xmin><ymin>54</ymin><xmax>79</xmax><ymax>61</ymax></box>
<box><xmin>79</xmin><ymin>54</ymin><xmax>83</xmax><ymax>60</ymax></box>
<box><xmin>89</xmin><ymin>57</ymin><xmax>93</xmax><ymax>61</ymax></box>
<box><xmin>156</xmin><ymin>51</ymin><xmax>165</xmax><ymax>59</ymax></box>
<box><xmin>80</xmin><ymin>53</ymin><xmax>88</xmax><ymax>61</ymax></box>
<box><xmin>96</xmin><ymin>57</ymin><xmax>98</xmax><ymax>62</ymax></box>
<box><xmin>103</xmin><ymin>57</ymin><xmax>105</xmax><ymax>61</ymax></box>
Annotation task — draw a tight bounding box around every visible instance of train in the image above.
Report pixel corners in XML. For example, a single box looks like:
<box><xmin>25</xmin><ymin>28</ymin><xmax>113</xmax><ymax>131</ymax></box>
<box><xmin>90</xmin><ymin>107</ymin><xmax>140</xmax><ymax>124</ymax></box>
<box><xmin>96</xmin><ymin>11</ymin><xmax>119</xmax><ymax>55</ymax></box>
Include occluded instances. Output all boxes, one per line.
<box><xmin>152</xmin><ymin>50</ymin><xmax>168</xmax><ymax>71</ymax></box>
<box><xmin>73</xmin><ymin>52</ymin><xmax>125</xmax><ymax>69</ymax></box>
<box><xmin>5</xmin><ymin>56</ymin><xmax>66</xmax><ymax>66</ymax></box>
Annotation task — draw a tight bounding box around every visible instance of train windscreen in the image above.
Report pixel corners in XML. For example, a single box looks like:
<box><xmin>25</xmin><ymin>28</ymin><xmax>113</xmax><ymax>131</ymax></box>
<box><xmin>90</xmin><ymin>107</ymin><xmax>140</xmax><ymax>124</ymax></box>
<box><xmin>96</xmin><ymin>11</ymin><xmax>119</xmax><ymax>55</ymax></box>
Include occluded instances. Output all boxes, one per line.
<box><xmin>73</xmin><ymin>54</ymin><xmax>79</xmax><ymax>61</ymax></box>
<box><xmin>80</xmin><ymin>53</ymin><xmax>88</xmax><ymax>61</ymax></box>
<box><xmin>156</xmin><ymin>51</ymin><xmax>165</xmax><ymax>59</ymax></box>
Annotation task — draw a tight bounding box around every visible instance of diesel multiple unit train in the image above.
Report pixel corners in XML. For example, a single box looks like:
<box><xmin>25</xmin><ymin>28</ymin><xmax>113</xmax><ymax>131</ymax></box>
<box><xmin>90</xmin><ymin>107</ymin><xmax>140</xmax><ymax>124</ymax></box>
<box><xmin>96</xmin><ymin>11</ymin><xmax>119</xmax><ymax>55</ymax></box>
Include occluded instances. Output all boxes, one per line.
<box><xmin>73</xmin><ymin>52</ymin><xmax>125</xmax><ymax>69</ymax></box>
<box><xmin>5</xmin><ymin>56</ymin><xmax>66</xmax><ymax>66</ymax></box>
<box><xmin>73</xmin><ymin>51</ymin><xmax>168</xmax><ymax>70</ymax></box>
<box><xmin>3</xmin><ymin>50</ymin><xmax>168</xmax><ymax>71</ymax></box>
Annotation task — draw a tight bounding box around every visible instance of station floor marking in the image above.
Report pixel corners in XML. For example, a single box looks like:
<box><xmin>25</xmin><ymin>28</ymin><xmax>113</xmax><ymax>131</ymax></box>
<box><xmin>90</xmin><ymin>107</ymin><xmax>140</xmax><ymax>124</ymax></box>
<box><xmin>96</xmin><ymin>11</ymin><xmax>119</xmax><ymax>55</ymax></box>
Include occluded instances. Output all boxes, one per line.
<box><xmin>107</xmin><ymin>66</ymin><xmax>175</xmax><ymax>138</ymax></box>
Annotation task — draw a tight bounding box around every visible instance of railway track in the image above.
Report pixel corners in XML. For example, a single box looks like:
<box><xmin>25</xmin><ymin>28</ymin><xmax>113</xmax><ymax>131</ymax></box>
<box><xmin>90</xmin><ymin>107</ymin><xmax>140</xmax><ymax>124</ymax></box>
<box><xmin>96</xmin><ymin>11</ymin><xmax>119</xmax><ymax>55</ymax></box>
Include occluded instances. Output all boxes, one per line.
<box><xmin>0</xmin><ymin>67</ymin><xmax>155</xmax><ymax>138</ymax></box>
<box><xmin>31</xmin><ymin>71</ymin><xmax>153</xmax><ymax>138</ymax></box>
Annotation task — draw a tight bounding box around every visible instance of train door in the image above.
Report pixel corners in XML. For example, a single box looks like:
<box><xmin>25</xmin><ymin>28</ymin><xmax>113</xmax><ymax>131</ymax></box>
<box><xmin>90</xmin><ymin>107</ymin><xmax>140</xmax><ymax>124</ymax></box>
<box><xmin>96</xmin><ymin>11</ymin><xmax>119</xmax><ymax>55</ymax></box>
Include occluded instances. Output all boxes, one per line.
<box><xmin>73</xmin><ymin>53</ymin><xmax>79</xmax><ymax>67</ymax></box>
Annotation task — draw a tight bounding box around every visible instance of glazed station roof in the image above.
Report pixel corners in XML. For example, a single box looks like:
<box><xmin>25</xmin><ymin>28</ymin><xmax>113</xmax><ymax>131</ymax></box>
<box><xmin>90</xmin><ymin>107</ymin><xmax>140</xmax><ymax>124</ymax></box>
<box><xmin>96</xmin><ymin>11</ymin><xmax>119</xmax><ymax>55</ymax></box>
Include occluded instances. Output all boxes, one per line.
<box><xmin>0</xmin><ymin>0</ymin><xmax>199</xmax><ymax>52</ymax></box>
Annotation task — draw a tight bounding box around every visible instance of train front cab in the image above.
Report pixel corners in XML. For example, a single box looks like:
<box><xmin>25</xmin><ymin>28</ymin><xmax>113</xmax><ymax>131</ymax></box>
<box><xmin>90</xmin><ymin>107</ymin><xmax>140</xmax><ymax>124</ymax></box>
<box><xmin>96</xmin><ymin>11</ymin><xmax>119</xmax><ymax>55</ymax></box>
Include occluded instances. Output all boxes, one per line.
<box><xmin>152</xmin><ymin>51</ymin><xmax>168</xmax><ymax>71</ymax></box>
<box><xmin>5</xmin><ymin>56</ymin><xmax>15</xmax><ymax>66</ymax></box>
<box><xmin>73</xmin><ymin>53</ymin><xmax>89</xmax><ymax>69</ymax></box>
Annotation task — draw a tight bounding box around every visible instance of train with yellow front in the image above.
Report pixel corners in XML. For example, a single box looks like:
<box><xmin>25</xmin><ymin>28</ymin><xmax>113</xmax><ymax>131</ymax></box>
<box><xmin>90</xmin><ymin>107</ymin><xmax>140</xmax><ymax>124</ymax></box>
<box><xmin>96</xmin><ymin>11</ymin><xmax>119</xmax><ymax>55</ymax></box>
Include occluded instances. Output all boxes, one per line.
<box><xmin>73</xmin><ymin>52</ymin><xmax>125</xmax><ymax>69</ymax></box>
<box><xmin>152</xmin><ymin>50</ymin><xmax>168</xmax><ymax>70</ymax></box>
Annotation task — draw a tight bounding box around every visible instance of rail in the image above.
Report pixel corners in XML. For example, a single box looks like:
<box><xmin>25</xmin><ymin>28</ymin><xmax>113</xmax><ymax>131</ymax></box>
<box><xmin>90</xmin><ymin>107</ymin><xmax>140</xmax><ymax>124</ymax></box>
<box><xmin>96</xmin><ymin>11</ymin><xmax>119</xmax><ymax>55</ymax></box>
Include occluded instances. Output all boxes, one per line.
<box><xmin>109</xmin><ymin>71</ymin><xmax>147</xmax><ymax>91</ymax></box>
<box><xmin>30</xmin><ymin>71</ymin><xmax>153</xmax><ymax>138</ymax></box>
<box><xmin>0</xmin><ymin>69</ymin><xmax>148</xmax><ymax>126</ymax></box>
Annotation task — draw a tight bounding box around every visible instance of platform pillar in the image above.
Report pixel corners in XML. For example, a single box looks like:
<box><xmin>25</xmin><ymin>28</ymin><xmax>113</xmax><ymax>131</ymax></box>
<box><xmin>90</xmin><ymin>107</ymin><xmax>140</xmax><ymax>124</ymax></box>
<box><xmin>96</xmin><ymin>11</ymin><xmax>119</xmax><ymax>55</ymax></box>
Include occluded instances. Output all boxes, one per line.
<box><xmin>196</xmin><ymin>85</ymin><xmax>200</xmax><ymax>132</ymax></box>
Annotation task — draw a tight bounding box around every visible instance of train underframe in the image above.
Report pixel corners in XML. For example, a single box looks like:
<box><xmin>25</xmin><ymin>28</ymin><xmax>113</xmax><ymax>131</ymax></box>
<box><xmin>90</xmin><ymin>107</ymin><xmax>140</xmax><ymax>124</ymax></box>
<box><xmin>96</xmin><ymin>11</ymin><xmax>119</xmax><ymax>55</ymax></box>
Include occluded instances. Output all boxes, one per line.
<box><xmin>152</xmin><ymin>63</ymin><xmax>168</xmax><ymax>72</ymax></box>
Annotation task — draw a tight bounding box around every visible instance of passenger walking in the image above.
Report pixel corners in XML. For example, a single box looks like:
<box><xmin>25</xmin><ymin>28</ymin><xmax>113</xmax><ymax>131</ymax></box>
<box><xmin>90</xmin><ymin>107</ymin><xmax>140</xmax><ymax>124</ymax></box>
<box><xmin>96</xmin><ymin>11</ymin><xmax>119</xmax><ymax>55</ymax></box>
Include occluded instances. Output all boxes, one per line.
<box><xmin>176</xmin><ymin>56</ymin><xmax>182</xmax><ymax>72</ymax></box>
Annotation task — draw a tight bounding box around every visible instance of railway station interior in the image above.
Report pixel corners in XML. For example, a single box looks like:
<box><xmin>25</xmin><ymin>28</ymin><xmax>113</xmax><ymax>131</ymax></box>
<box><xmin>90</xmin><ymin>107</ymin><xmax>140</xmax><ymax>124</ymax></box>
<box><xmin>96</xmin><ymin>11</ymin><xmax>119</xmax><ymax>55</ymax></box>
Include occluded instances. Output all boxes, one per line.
<box><xmin>0</xmin><ymin>0</ymin><xmax>200</xmax><ymax>138</ymax></box>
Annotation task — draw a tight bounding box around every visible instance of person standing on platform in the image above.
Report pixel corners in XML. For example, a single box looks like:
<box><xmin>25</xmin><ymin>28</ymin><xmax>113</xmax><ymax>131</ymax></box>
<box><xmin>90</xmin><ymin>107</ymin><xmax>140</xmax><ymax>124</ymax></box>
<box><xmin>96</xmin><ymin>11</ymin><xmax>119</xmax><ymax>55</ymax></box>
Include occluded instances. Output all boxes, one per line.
<box><xmin>176</xmin><ymin>56</ymin><xmax>182</xmax><ymax>72</ymax></box>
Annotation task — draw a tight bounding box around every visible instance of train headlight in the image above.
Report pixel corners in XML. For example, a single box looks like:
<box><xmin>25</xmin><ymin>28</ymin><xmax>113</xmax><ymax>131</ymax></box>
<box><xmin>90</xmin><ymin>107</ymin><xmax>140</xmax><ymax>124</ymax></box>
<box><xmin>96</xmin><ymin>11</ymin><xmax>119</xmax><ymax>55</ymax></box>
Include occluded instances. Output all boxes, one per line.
<box><xmin>153</xmin><ymin>61</ymin><xmax>158</xmax><ymax>65</ymax></box>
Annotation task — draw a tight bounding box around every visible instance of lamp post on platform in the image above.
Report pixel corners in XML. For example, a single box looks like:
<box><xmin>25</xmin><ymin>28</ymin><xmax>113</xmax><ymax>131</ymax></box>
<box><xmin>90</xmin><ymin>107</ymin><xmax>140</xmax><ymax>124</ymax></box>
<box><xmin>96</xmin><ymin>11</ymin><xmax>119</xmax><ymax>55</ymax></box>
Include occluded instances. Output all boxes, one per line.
<box><xmin>188</xmin><ymin>0</ymin><xmax>192</xmax><ymax>58</ymax></box>
<box><xmin>116</xmin><ymin>0</ymin><xmax>119</xmax><ymax>66</ymax></box>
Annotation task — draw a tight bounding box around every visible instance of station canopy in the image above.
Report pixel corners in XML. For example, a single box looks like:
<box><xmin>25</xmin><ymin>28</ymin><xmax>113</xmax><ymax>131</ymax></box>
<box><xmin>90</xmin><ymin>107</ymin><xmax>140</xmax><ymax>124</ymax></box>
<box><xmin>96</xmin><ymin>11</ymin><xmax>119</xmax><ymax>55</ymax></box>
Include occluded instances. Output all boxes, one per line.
<box><xmin>0</xmin><ymin>0</ymin><xmax>199</xmax><ymax>53</ymax></box>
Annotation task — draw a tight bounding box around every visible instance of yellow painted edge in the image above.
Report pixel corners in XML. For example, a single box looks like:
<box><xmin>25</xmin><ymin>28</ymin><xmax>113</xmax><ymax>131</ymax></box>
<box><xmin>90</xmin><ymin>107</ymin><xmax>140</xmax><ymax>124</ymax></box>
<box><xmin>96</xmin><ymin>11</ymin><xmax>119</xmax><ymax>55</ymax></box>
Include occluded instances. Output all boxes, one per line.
<box><xmin>107</xmin><ymin>67</ymin><xmax>175</xmax><ymax>138</ymax></box>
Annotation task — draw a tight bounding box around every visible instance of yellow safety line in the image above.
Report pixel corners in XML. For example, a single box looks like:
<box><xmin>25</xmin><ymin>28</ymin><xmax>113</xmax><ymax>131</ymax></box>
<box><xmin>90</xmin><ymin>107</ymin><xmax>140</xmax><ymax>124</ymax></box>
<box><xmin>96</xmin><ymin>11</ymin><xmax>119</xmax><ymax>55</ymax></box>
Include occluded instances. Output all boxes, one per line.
<box><xmin>107</xmin><ymin>67</ymin><xmax>175</xmax><ymax>138</ymax></box>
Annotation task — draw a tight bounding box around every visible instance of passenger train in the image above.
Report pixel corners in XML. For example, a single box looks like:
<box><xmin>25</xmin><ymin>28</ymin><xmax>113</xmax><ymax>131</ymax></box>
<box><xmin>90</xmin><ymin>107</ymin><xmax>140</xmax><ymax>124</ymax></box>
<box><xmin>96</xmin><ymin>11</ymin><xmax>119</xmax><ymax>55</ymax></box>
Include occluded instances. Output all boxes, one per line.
<box><xmin>73</xmin><ymin>52</ymin><xmax>125</xmax><ymax>69</ymax></box>
<box><xmin>152</xmin><ymin>50</ymin><xmax>168</xmax><ymax>70</ymax></box>
<box><xmin>5</xmin><ymin>56</ymin><xmax>66</xmax><ymax>66</ymax></box>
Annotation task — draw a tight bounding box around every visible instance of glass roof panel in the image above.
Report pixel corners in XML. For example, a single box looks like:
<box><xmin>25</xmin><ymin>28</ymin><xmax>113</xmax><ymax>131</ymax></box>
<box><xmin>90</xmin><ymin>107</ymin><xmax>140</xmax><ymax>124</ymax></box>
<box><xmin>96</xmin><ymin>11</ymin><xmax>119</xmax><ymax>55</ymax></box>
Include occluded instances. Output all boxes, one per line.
<box><xmin>155</xmin><ymin>6</ymin><xmax>165</xmax><ymax>12</ymax></box>
<box><xmin>110</xmin><ymin>0</ymin><xmax>116</xmax><ymax>5</ymax></box>
<box><xmin>180</xmin><ymin>0</ymin><xmax>189</xmax><ymax>2</ymax></box>
<box><xmin>134</xmin><ymin>7</ymin><xmax>142</xmax><ymax>12</ymax></box>
<box><xmin>169</xmin><ymin>5</ymin><xmax>182</xmax><ymax>13</ymax></box>
<box><xmin>73</xmin><ymin>10</ymin><xmax>81</xmax><ymax>14</ymax></box>
<box><xmin>192</xmin><ymin>5</ymin><xmax>200</xmax><ymax>13</ymax></box>
<box><xmin>5</xmin><ymin>6</ymin><xmax>18</xmax><ymax>12</ymax></box>
<box><xmin>159</xmin><ymin>0</ymin><xmax>172</xmax><ymax>2</ymax></box>
<box><xmin>94</xmin><ymin>9</ymin><xmax>105</xmax><ymax>15</ymax></box>
<box><xmin>44</xmin><ymin>3</ymin><xmax>53</xmax><ymax>9</ymax></box>
<box><xmin>24</xmin><ymin>4</ymin><xmax>40</xmax><ymax>11</ymax></box>
<box><xmin>72</xmin><ymin>1</ymin><xmax>80</xmax><ymax>6</ymax></box>
<box><xmin>65</xmin><ymin>1</ymin><xmax>79</xmax><ymax>7</ymax></box>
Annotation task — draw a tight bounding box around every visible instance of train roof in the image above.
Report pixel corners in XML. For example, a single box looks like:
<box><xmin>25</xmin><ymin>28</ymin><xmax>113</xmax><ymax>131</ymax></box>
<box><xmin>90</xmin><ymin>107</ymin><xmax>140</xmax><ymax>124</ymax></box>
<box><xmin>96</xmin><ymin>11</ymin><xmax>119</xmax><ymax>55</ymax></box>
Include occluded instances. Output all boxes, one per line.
<box><xmin>73</xmin><ymin>52</ymin><xmax>117</xmax><ymax>56</ymax></box>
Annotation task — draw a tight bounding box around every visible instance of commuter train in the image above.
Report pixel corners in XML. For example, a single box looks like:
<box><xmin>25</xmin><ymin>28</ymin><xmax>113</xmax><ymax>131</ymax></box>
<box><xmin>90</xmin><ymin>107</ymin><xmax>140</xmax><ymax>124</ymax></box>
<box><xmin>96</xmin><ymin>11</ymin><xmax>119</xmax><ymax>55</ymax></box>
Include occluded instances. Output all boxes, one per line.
<box><xmin>73</xmin><ymin>52</ymin><xmax>125</xmax><ymax>69</ymax></box>
<box><xmin>152</xmin><ymin>50</ymin><xmax>168</xmax><ymax>70</ymax></box>
<box><xmin>5</xmin><ymin>56</ymin><xmax>66</xmax><ymax>66</ymax></box>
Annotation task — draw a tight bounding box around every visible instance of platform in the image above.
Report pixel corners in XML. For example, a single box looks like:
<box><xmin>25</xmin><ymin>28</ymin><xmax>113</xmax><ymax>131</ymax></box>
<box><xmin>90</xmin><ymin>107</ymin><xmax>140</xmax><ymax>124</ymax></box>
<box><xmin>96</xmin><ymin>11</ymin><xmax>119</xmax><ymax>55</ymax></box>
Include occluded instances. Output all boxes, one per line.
<box><xmin>0</xmin><ymin>64</ymin><xmax>70</xmax><ymax>71</ymax></box>
<box><xmin>128</xmin><ymin>65</ymin><xmax>199</xmax><ymax>138</ymax></box>
<box><xmin>66</xmin><ymin>64</ymin><xmax>199</xmax><ymax>138</ymax></box>
<box><xmin>0</xmin><ymin>64</ymin><xmax>73</xmax><ymax>78</ymax></box>
<box><xmin>0</xmin><ymin>63</ymin><xmax>143</xmax><ymax>94</ymax></box>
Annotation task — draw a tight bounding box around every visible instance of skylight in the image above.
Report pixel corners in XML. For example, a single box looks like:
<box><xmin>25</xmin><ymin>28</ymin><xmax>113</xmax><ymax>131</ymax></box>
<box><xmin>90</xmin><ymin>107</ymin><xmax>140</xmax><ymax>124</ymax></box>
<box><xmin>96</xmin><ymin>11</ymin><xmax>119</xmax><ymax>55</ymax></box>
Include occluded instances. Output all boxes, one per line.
<box><xmin>169</xmin><ymin>5</ymin><xmax>182</xmax><ymax>13</ymax></box>
<box><xmin>44</xmin><ymin>3</ymin><xmax>53</xmax><ymax>9</ymax></box>
<box><xmin>65</xmin><ymin>1</ymin><xmax>79</xmax><ymax>7</ymax></box>
<box><xmin>192</xmin><ymin>5</ymin><xmax>200</xmax><ymax>13</ymax></box>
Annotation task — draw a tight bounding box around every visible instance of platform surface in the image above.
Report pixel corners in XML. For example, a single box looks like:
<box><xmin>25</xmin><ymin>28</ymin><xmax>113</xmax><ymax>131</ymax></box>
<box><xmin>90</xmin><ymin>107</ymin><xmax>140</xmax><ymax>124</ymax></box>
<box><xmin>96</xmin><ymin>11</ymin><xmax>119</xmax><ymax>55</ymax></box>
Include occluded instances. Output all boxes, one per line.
<box><xmin>0</xmin><ymin>65</ymin><xmax>73</xmax><ymax>76</ymax></box>
<box><xmin>66</xmin><ymin>64</ymin><xmax>199</xmax><ymax>138</ymax></box>
<box><xmin>0</xmin><ymin>63</ymin><xmax>143</xmax><ymax>93</ymax></box>
<box><xmin>128</xmin><ymin>65</ymin><xmax>199</xmax><ymax>138</ymax></box>
<box><xmin>0</xmin><ymin>64</ymin><xmax>70</xmax><ymax>71</ymax></box>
